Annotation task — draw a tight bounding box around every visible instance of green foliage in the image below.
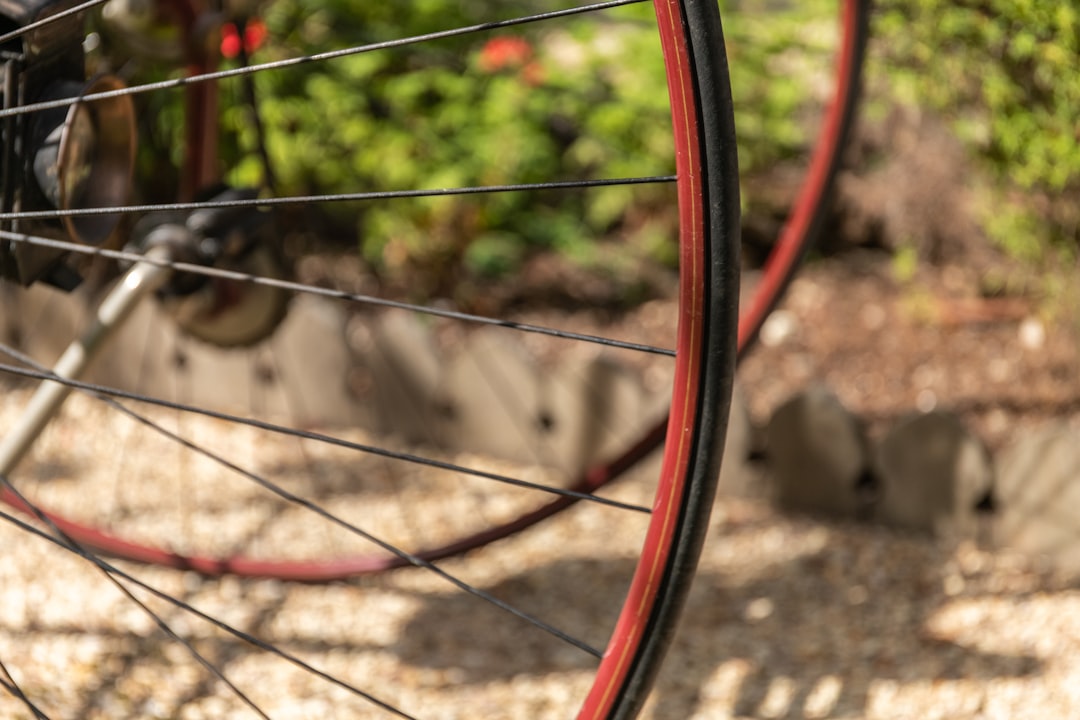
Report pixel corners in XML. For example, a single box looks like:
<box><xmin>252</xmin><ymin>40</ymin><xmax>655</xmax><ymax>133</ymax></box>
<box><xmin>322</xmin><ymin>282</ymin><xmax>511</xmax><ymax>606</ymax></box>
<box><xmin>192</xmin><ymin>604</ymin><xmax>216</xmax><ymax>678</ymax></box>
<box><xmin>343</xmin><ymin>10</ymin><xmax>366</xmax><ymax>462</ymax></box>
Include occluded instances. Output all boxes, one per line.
<box><xmin>873</xmin><ymin>0</ymin><xmax>1080</xmax><ymax>257</ymax></box>
<box><xmin>891</xmin><ymin>243</ymin><xmax>919</xmax><ymax>283</ymax></box>
<box><xmin>985</xmin><ymin>200</ymin><xmax>1049</xmax><ymax>265</ymax></box>
<box><xmin>215</xmin><ymin>1</ymin><xmax>682</xmax><ymax>290</ymax></box>
<box><xmin>721</xmin><ymin>0</ymin><xmax>838</xmax><ymax>173</ymax></box>
<box><xmin>122</xmin><ymin>1</ymin><xmax>839</xmax><ymax>295</ymax></box>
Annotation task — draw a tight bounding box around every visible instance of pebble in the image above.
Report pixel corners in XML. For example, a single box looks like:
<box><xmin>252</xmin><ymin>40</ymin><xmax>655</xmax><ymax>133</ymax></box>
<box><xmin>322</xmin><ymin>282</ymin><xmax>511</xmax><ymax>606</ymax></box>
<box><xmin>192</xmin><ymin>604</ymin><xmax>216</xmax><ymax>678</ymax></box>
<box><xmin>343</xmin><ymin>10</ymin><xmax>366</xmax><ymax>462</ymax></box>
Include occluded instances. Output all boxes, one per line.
<box><xmin>759</xmin><ymin>310</ymin><xmax>799</xmax><ymax>347</ymax></box>
<box><xmin>1018</xmin><ymin>317</ymin><xmax>1046</xmax><ymax>350</ymax></box>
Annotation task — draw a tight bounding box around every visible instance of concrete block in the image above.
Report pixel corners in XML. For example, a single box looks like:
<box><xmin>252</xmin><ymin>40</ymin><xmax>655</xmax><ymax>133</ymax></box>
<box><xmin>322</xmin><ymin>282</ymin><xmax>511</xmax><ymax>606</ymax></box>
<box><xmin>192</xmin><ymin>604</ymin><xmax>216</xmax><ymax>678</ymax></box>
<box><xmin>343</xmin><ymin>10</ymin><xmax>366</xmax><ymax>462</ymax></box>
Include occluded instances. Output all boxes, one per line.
<box><xmin>874</xmin><ymin>410</ymin><xmax>992</xmax><ymax>538</ymax></box>
<box><xmin>766</xmin><ymin>384</ymin><xmax>869</xmax><ymax>518</ymax></box>
<box><xmin>994</xmin><ymin>423</ymin><xmax>1080</xmax><ymax>573</ymax></box>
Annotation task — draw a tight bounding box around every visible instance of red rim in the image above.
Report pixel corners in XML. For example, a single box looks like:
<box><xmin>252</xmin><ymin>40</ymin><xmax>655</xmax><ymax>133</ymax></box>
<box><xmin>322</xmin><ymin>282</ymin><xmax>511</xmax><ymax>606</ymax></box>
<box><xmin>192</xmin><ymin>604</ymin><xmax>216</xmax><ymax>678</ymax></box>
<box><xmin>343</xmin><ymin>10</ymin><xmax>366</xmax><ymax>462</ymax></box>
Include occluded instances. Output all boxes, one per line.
<box><xmin>580</xmin><ymin>0</ymin><xmax>708</xmax><ymax>714</ymax></box>
<box><xmin>736</xmin><ymin>0</ymin><xmax>865</xmax><ymax>356</ymax></box>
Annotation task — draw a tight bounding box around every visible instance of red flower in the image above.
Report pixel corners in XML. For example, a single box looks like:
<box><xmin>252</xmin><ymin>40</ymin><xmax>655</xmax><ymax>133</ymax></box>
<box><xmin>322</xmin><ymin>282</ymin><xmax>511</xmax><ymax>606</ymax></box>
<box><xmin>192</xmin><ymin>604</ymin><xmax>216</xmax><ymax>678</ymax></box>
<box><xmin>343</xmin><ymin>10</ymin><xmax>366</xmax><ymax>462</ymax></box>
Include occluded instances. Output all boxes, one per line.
<box><xmin>221</xmin><ymin>18</ymin><xmax>267</xmax><ymax>59</ymax></box>
<box><xmin>478</xmin><ymin>36</ymin><xmax>545</xmax><ymax>85</ymax></box>
<box><xmin>478</xmin><ymin>36</ymin><xmax>533</xmax><ymax>73</ymax></box>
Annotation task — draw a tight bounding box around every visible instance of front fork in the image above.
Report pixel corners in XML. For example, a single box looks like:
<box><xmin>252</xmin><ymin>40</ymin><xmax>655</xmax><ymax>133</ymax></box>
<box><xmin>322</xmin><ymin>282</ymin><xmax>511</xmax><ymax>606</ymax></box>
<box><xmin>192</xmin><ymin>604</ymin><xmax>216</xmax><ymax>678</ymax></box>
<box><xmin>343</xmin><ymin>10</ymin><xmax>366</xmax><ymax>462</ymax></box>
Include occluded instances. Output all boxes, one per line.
<box><xmin>0</xmin><ymin>245</ymin><xmax>174</xmax><ymax>477</ymax></box>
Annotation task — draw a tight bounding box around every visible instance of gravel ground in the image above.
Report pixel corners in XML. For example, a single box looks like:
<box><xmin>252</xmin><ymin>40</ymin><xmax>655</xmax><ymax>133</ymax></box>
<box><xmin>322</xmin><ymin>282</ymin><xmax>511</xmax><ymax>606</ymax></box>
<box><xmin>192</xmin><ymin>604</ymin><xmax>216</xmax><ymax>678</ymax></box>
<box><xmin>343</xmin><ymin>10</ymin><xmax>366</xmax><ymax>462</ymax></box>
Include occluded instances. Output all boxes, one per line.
<box><xmin>2</xmin><ymin>438</ymin><xmax>1079</xmax><ymax>720</ymax></box>
<box><xmin>0</xmin><ymin>382</ymin><xmax>656</xmax><ymax>719</ymax></box>
<box><xmin>2</xmin><ymin>251</ymin><xmax>1080</xmax><ymax>719</ymax></box>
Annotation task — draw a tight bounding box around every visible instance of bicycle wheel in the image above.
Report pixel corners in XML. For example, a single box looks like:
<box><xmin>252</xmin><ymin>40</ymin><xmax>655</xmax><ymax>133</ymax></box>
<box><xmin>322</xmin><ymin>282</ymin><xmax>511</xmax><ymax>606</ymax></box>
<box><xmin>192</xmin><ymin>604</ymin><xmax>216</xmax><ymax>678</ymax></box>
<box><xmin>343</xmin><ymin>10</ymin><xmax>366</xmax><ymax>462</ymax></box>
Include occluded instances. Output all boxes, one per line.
<box><xmin>0</xmin><ymin>0</ymin><xmax>738</xmax><ymax>717</ymax></box>
<box><xmin>734</xmin><ymin>0</ymin><xmax>869</xmax><ymax>357</ymax></box>
<box><xmin>0</xmin><ymin>0</ymin><xmax>867</xmax><ymax>577</ymax></box>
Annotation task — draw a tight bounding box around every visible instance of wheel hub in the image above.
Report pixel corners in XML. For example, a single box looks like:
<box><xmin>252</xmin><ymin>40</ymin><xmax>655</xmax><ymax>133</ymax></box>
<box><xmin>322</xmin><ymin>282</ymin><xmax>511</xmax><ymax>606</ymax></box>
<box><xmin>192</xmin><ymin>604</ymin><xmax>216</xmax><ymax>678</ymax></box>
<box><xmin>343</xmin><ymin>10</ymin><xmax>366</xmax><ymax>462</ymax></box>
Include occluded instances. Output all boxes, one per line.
<box><xmin>134</xmin><ymin>186</ymin><xmax>291</xmax><ymax>347</ymax></box>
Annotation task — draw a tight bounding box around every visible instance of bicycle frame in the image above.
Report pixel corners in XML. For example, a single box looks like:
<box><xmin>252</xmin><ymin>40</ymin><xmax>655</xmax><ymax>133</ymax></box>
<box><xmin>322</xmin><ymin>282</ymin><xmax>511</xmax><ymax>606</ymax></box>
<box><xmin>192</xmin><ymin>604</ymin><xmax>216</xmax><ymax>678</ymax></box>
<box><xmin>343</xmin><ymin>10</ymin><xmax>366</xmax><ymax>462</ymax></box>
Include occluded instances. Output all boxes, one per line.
<box><xmin>149</xmin><ymin>0</ymin><xmax>220</xmax><ymax>200</ymax></box>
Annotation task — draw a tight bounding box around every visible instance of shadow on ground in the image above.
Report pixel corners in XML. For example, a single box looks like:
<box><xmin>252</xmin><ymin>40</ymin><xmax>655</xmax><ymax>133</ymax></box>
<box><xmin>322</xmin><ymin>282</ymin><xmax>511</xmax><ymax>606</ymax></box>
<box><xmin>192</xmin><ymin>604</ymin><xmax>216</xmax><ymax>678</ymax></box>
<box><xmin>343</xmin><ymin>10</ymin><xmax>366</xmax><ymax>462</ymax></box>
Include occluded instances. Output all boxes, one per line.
<box><xmin>648</xmin><ymin>507</ymin><xmax>1050</xmax><ymax>719</ymax></box>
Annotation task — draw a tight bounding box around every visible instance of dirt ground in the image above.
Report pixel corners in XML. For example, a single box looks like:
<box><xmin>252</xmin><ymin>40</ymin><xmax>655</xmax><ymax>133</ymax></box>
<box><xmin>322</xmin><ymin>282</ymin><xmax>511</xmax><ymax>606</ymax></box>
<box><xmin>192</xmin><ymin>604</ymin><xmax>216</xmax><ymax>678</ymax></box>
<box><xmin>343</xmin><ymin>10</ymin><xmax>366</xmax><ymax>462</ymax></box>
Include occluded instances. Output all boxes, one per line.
<box><xmin>737</xmin><ymin>251</ymin><xmax>1080</xmax><ymax>455</ymax></box>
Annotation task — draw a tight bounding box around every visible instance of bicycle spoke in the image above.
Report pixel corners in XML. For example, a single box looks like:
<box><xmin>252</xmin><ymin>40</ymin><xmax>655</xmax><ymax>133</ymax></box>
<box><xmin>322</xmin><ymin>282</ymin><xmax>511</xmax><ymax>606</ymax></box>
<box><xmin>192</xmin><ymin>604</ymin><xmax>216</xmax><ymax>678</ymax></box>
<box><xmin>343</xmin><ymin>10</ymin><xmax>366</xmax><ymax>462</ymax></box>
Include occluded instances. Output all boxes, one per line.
<box><xmin>0</xmin><ymin>342</ymin><xmax>612</xmax><ymax>655</ymax></box>
<box><xmin>0</xmin><ymin>657</ymin><xmax>48</xmax><ymax>720</ymax></box>
<box><xmin>0</xmin><ymin>0</ymin><xmax>110</xmax><ymax>46</ymax></box>
<box><xmin>1</xmin><ymin>411</ymin><xmax>604</xmax><ymax>656</ymax></box>
<box><xmin>0</xmin><ymin>478</ymin><xmax>273</xmax><ymax>720</ymax></box>
<box><xmin>0</xmin><ymin>498</ymin><xmax>418</xmax><ymax>720</ymax></box>
<box><xmin>0</xmin><ymin>230</ymin><xmax>676</xmax><ymax>357</ymax></box>
<box><xmin>0</xmin><ymin>0</ymin><xmax>651</xmax><ymax>121</ymax></box>
<box><xmin>0</xmin><ymin>353</ymin><xmax>649</xmax><ymax>513</ymax></box>
<box><xmin>0</xmin><ymin>176</ymin><xmax>676</xmax><ymax>223</ymax></box>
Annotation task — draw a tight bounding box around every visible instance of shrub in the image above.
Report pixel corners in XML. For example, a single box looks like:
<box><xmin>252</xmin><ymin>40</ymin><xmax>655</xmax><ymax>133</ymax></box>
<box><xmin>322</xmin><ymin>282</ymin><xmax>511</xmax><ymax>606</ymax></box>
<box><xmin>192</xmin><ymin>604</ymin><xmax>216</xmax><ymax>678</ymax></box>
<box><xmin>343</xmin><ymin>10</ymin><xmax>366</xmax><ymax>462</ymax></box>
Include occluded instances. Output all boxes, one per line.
<box><xmin>121</xmin><ymin>1</ymin><xmax>840</xmax><ymax>296</ymax></box>
<box><xmin>872</xmin><ymin>0</ymin><xmax>1080</xmax><ymax>258</ymax></box>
